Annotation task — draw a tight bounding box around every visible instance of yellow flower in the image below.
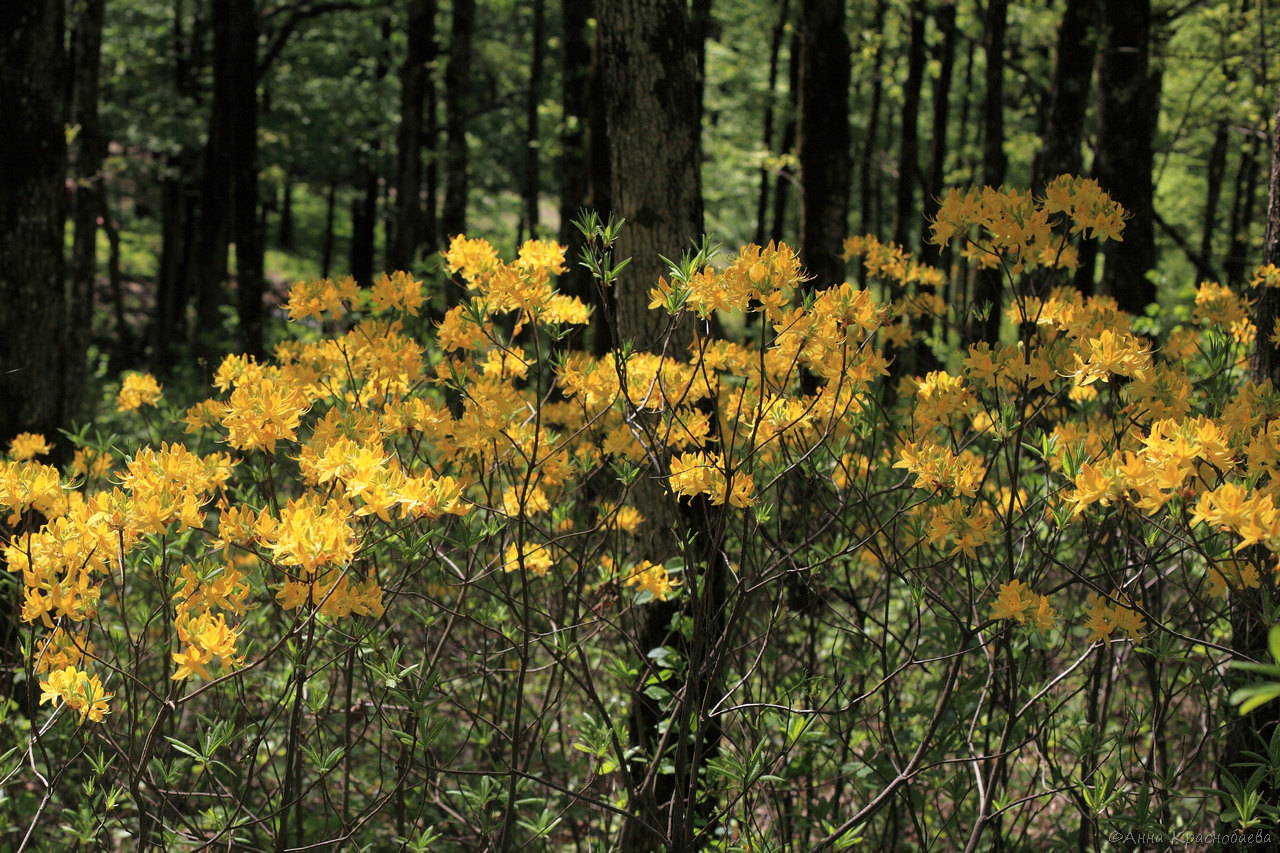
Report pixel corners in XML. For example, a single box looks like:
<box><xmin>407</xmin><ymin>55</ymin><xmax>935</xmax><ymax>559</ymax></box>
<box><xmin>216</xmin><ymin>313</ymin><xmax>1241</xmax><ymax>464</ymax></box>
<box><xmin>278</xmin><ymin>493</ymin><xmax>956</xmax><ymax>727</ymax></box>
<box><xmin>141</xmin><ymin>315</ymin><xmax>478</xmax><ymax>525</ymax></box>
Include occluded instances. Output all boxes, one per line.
<box><xmin>117</xmin><ymin>372</ymin><xmax>163</xmax><ymax>412</ymax></box>
<box><xmin>8</xmin><ymin>432</ymin><xmax>51</xmax><ymax>461</ymax></box>
<box><xmin>622</xmin><ymin>560</ymin><xmax>679</xmax><ymax>601</ymax></box>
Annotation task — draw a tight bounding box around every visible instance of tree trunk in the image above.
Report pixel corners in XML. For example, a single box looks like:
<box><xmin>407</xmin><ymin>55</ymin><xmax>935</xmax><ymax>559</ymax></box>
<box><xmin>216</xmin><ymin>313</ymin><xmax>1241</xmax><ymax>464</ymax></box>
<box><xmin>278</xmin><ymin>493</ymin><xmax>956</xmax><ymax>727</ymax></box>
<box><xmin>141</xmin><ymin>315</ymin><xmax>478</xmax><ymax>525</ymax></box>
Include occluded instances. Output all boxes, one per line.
<box><xmin>0</xmin><ymin>1</ymin><xmax>69</xmax><ymax>448</ymax></box>
<box><xmin>771</xmin><ymin>32</ymin><xmax>799</xmax><ymax>245</ymax></box>
<box><xmin>1202</xmin><ymin>121</ymin><xmax>1230</xmax><ymax>266</ymax></box>
<box><xmin>858</xmin><ymin>0</ymin><xmax>887</xmax><ymax>238</ymax></box>
<box><xmin>599</xmin><ymin>0</ymin><xmax>703</xmax><ymax>353</ymax></box>
<box><xmin>1240</xmin><ymin>85</ymin><xmax>1280</xmax><ymax>827</ymax></box>
<box><xmin>599</xmin><ymin>4</ymin><xmax>717</xmax><ymax>849</ymax></box>
<box><xmin>193</xmin><ymin>0</ymin><xmax>236</xmax><ymax>363</ymax></box>
<box><xmin>1226</xmin><ymin>132</ymin><xmax>1263</xmax><ymax>288</ymax></box>
<box><xmin>0</xmin><ymin>0</ymin><xmax>68</xmax><ymax>718</ymax></box>
<box><xmin>754</xmin><ymin>0</ymin><xmax>791</xmax><ymax>247</ymax></box>
<box><xmin>797</xmin><ymin>0</ymin><xmax>851</xmax><ymax>290</ymax></box>
<box><xmin>921</xmin><ymin>2</ymin><xmax>956</xmax><ymax>265</ymax></box>
<box><xmin>390</xmin><ymin>0</ymin><xmax>433</xmax><ymax>271</ymax></box>
<box><xmin>520</xmin><ymin>0</ymin><xmax>547</xmax><ymax>243</ymax></box>
<box><xmin>559</xmin><ymin>0</ymin><xmax>593</xmax><ymax>347</ymax></box>
<box><xmin>69</xmin><ymin>0</ymin><xmax>106</xmax><ymax>385</ymax></box>
<box><xmin>1031</xmin><ymin>0</ymin><xmax>1099</xmax><ymax>191</ymax></box>
<box><xmin>321</xmin><ymin>180</ymin><xmax>337</xmax><ymax>279</ymax></box>
<box><xmin>1094</xmin><ymin>0</ymin><xmax>1158</xmax><ymax>313</ymax></box>
<box><xmin>442</xmin><ymin>0</ymin><xmax>474</xmax><ymax>243</ymax></box>
<box><xmin>892</xmin><ymin>0</ymin><xmax>926</xmax><ymax>251</ymax></box>
<box><xmin>970</xmin><ymin>0</ymin><xmax>1007</xmax><ymax>345</ymax></box>
<box><xmin>351</xmin><ymin>166</ymin><xmax>377</xmax><ymax>286</ymax></box>
<box><xmin>229</xmin><ymin>0</ymin><xmax>264</xmax><ymax>360</ymax></box>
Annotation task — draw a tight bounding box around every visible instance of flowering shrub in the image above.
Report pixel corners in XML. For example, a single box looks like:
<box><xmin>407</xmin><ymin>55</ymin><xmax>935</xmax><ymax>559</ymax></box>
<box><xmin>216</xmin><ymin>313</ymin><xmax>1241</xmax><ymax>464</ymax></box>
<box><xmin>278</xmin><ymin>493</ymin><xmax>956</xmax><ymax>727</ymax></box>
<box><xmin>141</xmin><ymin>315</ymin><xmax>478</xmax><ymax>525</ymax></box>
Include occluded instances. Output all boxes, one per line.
<box><xmin>1</xmin><ymin>176</ymin><xmax>1278</xmax><ymax>849</ymax></box>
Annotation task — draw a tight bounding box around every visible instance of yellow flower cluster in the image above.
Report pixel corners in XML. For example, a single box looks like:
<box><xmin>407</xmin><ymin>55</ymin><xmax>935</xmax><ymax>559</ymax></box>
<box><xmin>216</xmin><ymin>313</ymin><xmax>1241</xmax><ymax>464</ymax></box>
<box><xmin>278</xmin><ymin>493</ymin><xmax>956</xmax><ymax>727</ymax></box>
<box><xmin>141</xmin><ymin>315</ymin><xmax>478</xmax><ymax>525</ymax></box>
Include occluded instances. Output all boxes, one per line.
<box><xmin>622</xmin><ymin>560</ymin><xmax>679</xmax><ymax>601</ymax></box>
<box><xmin>894</xmin><ymin>440</ymin><xmax>981</xmax><ymax>498</ymax></box>
<box><xmin>990</xmin><ymin>579</ymin><xmax>1056</xmax><ymax>632</ymax></box>
<box><xmin>39</xmin><ymin>666</ymin><xmax>111</xmax><ymax>724</ymax></box>
<box><xmin>116</xmin><ymin>371</ymin><xmax>163</xmax><ymax>412</ymax></box>
<box><xmin>1082</xmin><ymin>592</ymin><xmax>1145</xmax><ymax>647</ymax></box>
<box><xmin>930</xmin><ymin>175</ymin><xmax>1122</xmax><ymax>275</ymax></box>
<box><xmin>9</xmin><ymin>432</ymin><xmax>51</xmax><ymax>461</ymax></box>
<box><xmin>669</xmin><ymin>451</ymin><xmax>755</xmax><ymax>508</ymax></box>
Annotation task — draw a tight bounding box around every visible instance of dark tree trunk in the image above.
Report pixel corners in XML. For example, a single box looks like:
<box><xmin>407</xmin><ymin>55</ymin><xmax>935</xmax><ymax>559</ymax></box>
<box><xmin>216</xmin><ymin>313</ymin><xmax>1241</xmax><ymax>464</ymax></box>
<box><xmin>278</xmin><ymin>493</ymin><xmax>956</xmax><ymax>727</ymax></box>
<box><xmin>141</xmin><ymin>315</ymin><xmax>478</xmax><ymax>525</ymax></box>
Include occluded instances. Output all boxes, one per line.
<box><xmin>771</xmin><ymin>32</ymin><xmax>799</xmax><ymax>245</ymax></box>
<box><xmin>892</xmin><ymin>0</ymin><xmax>926</xmax><ymax>251</ymax></box>
<box><xmin>1031</xmin><ymin>0</ymin><xmax>1099</xmax><ymax>191</ymax></box>
<box><xmin>229</xmin><ymin>0</ymin><xmax>264</xmax><ymax>360</ymax></box>
<box><xmin>858</xmin><ymin>0</ymin><xmax>887</xmax><ymax>238</ymax></box>
<box><xmin>0</xmin><ymin>1</ymin><xmax>69</xmax><ymax>448</ymax></box>
<box><xmin>1240</xmin><ymin>87</ymin><xmax>1280</xmax><ymax>828</ymax></box>
<box><xmin>599</xmin><ymin>3</ymin><xmax>717</xmax><ymax>849</ymax></box>
<box><xmin>599</xmin><ymin>0</ymin><xmax>703</xmax><ymax>352</ymax></box>
<box><xmin>152</xmin><ymin>3</ymin><xmax>201</xmax><ymax>369</ymax></box>
<box><xmin>69</xmin><ymin>0</ymin><xmax>106</xmax><ymax>379</ymax></box>
<box><xmin>321</xmin><ymin>180</ymin><xmax>337</xmax><ymax>279</ymax></box>
<box><xmin>0</xmin><ymin>0</ymin><xmax>68</xmax><ymax>718</ymax></box>
<box><xmin>279</xmin><ymin>176</ymin><xmax>295</xmax><ymax>250</ymax></box>
<box><xmin>521</xmin><ymin>0</ymin><xmax>547</xmax><ymax>242</ymax></box>
<box><xmin>390</xmin><ymin>0</ymin><xmax>434</xmax><ymax>271</ymax></box>
<box><xmin>972</xmin><ymin>0</ymin><xmax>1007</xmax><ymax>344</ymax></box>
<box><xmin>1226</xmin><ymin>132</ymin><xmax>1263</xmax><ymax>288</ymax></box>
<box><xmin>442</xmin><ymin>0</ymin><xmax>474</xmax><ymax>308</ymax></box>
<box><xmin>754</xmin><ymin>0</ymin><xmax>791</xmax><ymax>246</ymax></box>
<box><xmin>193</xmin><ymin>0</ymin><xmax>237</xmax><ymax>362</ymax></box>
<box><xmin>442</xmin><ymin>0</ymin><xmax>474</xmax><ymax>243</ymax></box>
<box><xmin>559</xmin><ymin>0</ymin><xmax>593</xmax><ymax>347</ymax></box>
<box><xmin>797</xmin><ymin>0</ymin><xmax>851</xmax><ymax>290</ymax></box>
<box><xmin>921</xmin><ymin>2</ymin><xmax>956</xmax><ymax>265</ymax></box>
<box><xmin>1202</xmin><ymin>121</ymin><xmax>1230</xmax><ymax>266</ymax></box>
<box><xmin>351</xmin><ymin>167</ymin><xmax>377</xmax><ymax>286</ymax></box>
<box><xmin>424</xmin><ymin>76</ymin><xmax>440</xmax><ymax>253</ymax></box>
<box><xmin>1094</xmin><ymin>0</ymin><xmax>1158</xmax><ymax>313</ymax></box>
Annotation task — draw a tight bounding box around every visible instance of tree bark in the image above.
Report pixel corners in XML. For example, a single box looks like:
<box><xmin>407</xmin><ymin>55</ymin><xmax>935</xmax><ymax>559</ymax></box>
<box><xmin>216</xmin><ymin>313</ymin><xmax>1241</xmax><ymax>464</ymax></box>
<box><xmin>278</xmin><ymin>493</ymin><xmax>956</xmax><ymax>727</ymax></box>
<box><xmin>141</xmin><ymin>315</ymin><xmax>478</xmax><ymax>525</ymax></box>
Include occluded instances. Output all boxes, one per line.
<box><xmin>1031</xmin><ymin>0</ymin><xmax>1099</xmax><ymax>191</ymax></box>
<box><xmin>857</xmin><ymin>0</ymin><xmax>887</xmax><ymax>238</ymax></box>
<box><xmin>771</xmin><ymin>32</ymin><xmax>800</xmax><ymax>245</ymax></box>
<box><xmin>229</xmin><ymin>0</ymin><xmax>264</xmax><ymax>360</ymax></box>
<box><xmin>972</xmin><ymin>0</ymin><xmax>1007</xmax><ymax>345</ymax></box>
<box><xmin>753</xmin><ymin>0</ymin><xmax>790</xmax><ymax>247</ymax></box>
<box><xmin>599</xmin><ymin>4</ymin><xmax>717</xmax><ymax>849</ymax></box>
<box><xmin>921</xmin><ymin>2</ymin><xmax>956</xmax><ymax>265</ymax></box>
<box><xmin>1226</xmin><ymin>132</ymin><xmax>1263</xmax><ymax>288</ymax></box>
<box><xmin>1239</xmin><ymin>85</ymin><xmax>1280</xmax><ymax>831</ymax></box>
<box><xmin>0</xmin><ymin>1</ymin><xmax>69</xmax><ymax>448</ymax></box>
<box><xmin>520</xmin><ymin>0</ymin><xmax>547</xmax><ymax>243</ymax></box>
<box><xmin>442</xmin><ymin>0</ymin><xmax>474</xmax><ymax>243</ymax></box>
<box><xmin>599</xmin><ymin>0</ymin><xmax>703</xmax><ymax>353</ymax></box>
<box><xmin>558</xmin><ymin>0</ymin><xmax>593</xmax><ymax>348</ymax></box>
<box><xmin>193</xmin><ymin>0</ymin><xmax>236</xmax><ymax>362</ymax></box>
<box><xmin>69</xmin><ymin>0</ymin><xmax>106</xmax><ymax>379</ymax></box>
<box><xmin>1202</xmin><ymin>121</ymin><xmax>1230</xmax><ymax>266</ymax></box>
<box><xmin>1094</xmin><ymin>0</ymin><xmax>1159</xmax><ymax>313</ymax></box>
<box><xmin>798</xmin><ymin>0</ymin><xmax>851</xmax><ymax>290</ymax></box>
<box><xmin>390</xmin><ymin>0</ymin><xmax>434</xmax><ymax>271</ymax></box>
<box><xmin>0</xmin><ymin>0</ymin><xmax>68</xmax><ymax>718</ymax></box>
<box><xmin>892</xmin><ymin>0</ymin><xmax>926</xmax><ymax>251</ymax></box>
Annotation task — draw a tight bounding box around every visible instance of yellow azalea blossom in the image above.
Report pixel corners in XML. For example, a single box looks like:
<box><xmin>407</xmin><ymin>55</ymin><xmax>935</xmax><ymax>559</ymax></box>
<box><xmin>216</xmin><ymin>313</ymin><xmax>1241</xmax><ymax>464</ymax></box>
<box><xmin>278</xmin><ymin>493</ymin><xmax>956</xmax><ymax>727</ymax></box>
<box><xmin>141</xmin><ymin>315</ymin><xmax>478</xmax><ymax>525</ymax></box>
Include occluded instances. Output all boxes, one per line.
<box><xmin>622</xmin><ymin>560</ymin><xmax>679</xmax><ymax>601</ymax></box>
<box><xmin>117</xmin><ymin>371</ymin><xmax>163</xmax><ymax>413</ymax></box>
<box><xmin>39</xmin><ymin>666</ymin><xmax>111</xmax><ymax>724</ymax></box>
<box><xmin>8</xmin><ymin>432</ymin><xmax>51</xmax><ymax>461</ymax></box>
<box><xmin>504</xmin><ymin>542</ymin><xmax>553</xmax><ymax>576</ymax></box>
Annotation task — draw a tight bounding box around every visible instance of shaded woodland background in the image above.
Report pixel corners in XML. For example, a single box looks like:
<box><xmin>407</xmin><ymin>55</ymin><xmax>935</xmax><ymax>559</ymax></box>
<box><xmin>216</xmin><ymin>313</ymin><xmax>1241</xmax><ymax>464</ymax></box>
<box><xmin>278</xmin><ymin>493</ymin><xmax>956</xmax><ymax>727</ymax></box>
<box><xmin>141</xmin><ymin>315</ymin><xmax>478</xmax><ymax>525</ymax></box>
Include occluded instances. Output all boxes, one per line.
<box><xmin>2</xmin><ymin>0</ymin><xmax>1277</xmax><ymax>447</ymax></box>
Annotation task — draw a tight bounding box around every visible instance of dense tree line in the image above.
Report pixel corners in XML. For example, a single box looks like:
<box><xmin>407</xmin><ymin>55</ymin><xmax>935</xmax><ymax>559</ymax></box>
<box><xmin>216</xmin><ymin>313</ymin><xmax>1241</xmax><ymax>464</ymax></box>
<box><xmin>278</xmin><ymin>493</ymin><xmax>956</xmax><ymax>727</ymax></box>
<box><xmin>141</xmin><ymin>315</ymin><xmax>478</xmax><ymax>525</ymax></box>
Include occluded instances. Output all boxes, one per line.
<box><xmin>4</xmin><ymin>0</ymin><xmax>1278</xmax><ymax>449</ymax></box>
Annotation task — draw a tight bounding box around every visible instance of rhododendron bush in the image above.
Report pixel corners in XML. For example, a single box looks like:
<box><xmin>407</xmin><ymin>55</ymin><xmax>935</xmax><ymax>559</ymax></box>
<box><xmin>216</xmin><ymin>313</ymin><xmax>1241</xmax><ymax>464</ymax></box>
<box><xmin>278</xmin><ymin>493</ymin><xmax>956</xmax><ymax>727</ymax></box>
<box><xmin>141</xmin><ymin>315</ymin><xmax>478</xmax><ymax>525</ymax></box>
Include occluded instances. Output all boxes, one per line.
<box><xmin>2</xmin><ymin>177</ymin><xmax>1278</xmax><ymax>849</ymax></box>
